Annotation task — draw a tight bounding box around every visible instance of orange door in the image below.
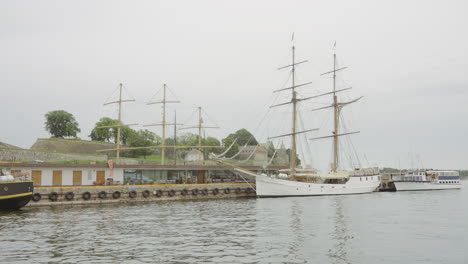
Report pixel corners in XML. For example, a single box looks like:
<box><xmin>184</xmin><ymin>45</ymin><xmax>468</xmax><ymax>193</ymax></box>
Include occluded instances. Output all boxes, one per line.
<box><xmin>73</xmin><ymin>171</ymin><xmax>82</xmax><ymax>185</ymax></box>
<box><xmin>197</xmin><ymin>171</ymin><xmax>205</xmax><ymax>184</ymax></box>
<box><xmin>52</xmin><ymin>170</ymin><xmax>62</xmax><ymax>186</ymax></box>
<box><xmin>32</xmin><ymin>170</ymin><xmax>42</xmax><ymax>186</ymax></box>
<box><xmin>96</xmin><ymin>171</ymin><xmax>105</xmax><ymax>184</ymax></box>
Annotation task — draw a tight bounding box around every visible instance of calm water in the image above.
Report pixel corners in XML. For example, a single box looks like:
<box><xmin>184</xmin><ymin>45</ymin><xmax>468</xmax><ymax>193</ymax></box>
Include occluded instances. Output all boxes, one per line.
<box><xmin>1</xmin><ymin>182</ymin><xmax>467</xmax><ymax>263</ymax></box>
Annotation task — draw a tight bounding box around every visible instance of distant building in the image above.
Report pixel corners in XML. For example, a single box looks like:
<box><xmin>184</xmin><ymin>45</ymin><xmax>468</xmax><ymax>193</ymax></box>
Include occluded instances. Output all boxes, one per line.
<box><xmin>184</xmin><ymin>149</ymin><xmax>204</xmax><ymax>162</ymax></box>
<box><xmin>237</xmin><ymin>145</ymin><xmax>268</xmax><ymax>165</ymax></box>
<box><xmin>273</xmin><ymin>142</ymin><xmax>289</xmax><ymax>165</ymax></box>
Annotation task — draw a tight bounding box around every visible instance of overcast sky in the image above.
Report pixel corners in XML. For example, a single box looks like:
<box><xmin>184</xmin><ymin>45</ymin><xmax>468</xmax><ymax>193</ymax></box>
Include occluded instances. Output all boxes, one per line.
<box><xmin>1</xmin><ymin>0</ymin><xmax>467</xmax><ymax>171</ymax></box>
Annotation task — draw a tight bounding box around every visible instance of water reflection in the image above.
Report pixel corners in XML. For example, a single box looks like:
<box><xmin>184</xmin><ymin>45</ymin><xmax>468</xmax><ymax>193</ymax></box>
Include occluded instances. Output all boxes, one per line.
<box><xmin>288</xmin><ymin>199</ymin><xmax>306</xmax><ymax>262</ymax></box>
<box><xmin>327</xmin><ymin>197</ymin><xmax>353</xmax><ymax>264</ymax></box>
<box><xmin>1</xmin><ymin>188</ymin><xmax>467</xmax><ymax>263</ymax></box>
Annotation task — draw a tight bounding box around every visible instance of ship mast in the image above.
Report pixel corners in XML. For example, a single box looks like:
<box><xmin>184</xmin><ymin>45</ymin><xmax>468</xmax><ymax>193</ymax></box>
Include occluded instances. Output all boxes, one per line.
<box><xmin>312</xmin><ymin>43</ymin><xmax>362</xmax><ymax>172</ymax></box>
<box><xmin>332</xmin><ymin>51</ymin><xmax>339</xmax><ymax>172</ymax></box>
<box><xmin>269</xmin><ymin>39</ymin><xmax>319</xmax><ymax>177</ymax></box>
<box><xmin>100</xmin><ymin>83</ymin><xmax>137</xmax><ymax>164</ymax></box>
<box><xmin>178</xmin><ymin>107</ymin><xmax>220</xmax><ymax>161</ymax></box>
<box><xmin>144</xmin><ymin>84</ymin><xmax>181</xmax><ymax>165</ymax></box>
<box><xmin>291</xmin><ymin>45</ymin><xmax>298</xmax><ymax>175</ymax></box>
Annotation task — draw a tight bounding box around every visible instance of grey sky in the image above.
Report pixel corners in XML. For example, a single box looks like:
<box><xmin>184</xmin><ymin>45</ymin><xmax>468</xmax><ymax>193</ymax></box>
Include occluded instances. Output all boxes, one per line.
<box><xmin>1</xmin><ymin>0</ymin><xmax>467</xmax><ymax>170</ymax></box>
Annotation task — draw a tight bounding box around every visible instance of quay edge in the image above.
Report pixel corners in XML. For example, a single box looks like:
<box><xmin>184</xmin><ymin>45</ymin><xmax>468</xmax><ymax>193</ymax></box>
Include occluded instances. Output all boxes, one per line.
<box><xmin>28</xmin><ymin>183</ymin><xmax>256</xmax><ymax>207</ymax></box>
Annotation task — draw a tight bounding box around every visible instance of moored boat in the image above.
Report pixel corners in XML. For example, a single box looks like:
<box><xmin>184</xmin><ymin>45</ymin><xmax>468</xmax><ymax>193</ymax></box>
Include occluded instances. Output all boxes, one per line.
<box><xmin>231</xmin><ymin>41</ymin><xmax>381</xmax><ymax>197</ymax></box>
<box><xmin>0</xmin><ymin>170</ymin><xmax>34</xmax><ymax>210</ymax></box>
<box><xmin>393</xmin><ymin>170</ymin><xmax>462</xmax><ymax>191</ymax></box>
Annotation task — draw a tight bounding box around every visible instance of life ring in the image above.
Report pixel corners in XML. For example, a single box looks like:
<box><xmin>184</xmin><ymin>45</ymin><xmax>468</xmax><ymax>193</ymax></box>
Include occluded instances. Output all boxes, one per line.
<box><xmin>235</xmin><ymin>188</ymin><xmax>242</xmax><ymax>194</ymax></box>
<box><xmin>142</xmin><ymin>190</ymin><xmax>150</xmax><ymax>198</ymax></box>
<box><xmin>201</xmin><ymin>188</ymin><xmax>208</xmax><ymax>195</ymax></box>
<box><xmin>48</xmin><ymin>192</ymin><xmax>58</xmax><ymax>201</ymax></box>
<box><xmin>112</xmin><ymin>191</ymin><xmax>121</xmax><ymax>199</ymax></box>
<box><xmin>212</xmin><ymin>188</ymin><xmax>220</xmax><ymax>195</ymax></box>
<box><xmin>32</xmin><ymin>193</ymin><xmax>41</xmax><ymax>202</ymax></box>
<box><xmin>191</xmin><ymin>189</ymin><xmax>199</xmax><ymax>196</ymax></box>
<box><xmin>168</xmin><ymin>190</ymin><xmax>175</xmax><ymax>197</ymax></box>
<box><xmin>65</xmin><ymin>192</ymin><xmax>74</xmax><ymax>201</ymax></box>
<box><xmin>82</xmin><ymin>192</ymin><xmax>91</xmax><ymax>200</ymax></box>
<box><xmin>181</xmin><ymin>189</ymin><xmax>188</xmax><ymax>196</ymax></box>
<box><xmin>129</xmin><ymin>190</ymin><xmax>137</xmax><ymax>198</ymax></box>
<box><xmin>155</xmin><ymin>190</ymin><xmax>163</xmax><ymax>197</ymax></box>
<box><xmin>224</xmin><ymin>188</ymin><xmax>231</xmax><ymax>194</ymax></box>
<box><xmin>98</xmin><ymin>191</ymin><xmax>107</xmax><ymax>199</ymax></box>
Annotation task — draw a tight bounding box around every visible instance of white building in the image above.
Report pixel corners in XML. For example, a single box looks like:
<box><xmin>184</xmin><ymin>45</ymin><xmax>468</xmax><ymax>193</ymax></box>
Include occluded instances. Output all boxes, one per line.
<box><xmin>3</xmin><ymin>164</ymin><xmax>124</xmax><ymax>186</ymax></box>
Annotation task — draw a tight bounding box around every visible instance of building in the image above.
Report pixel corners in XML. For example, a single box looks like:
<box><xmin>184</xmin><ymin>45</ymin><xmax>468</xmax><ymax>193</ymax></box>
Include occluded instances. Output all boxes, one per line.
<box><xmin>184</xmin><ymin>149</ymin><xmax>204</xmax><ymax>162</ymax></box>
<box><xmin>0</xmin><ymin>163</ymin><xmax>288</xmax><ymax>186</ymax></box>
<box><xmin>237</xmin><ymin>145</ymin><xmax>268</xmax><ymax>166</ymax></box>
<box><xmin>2</xmin><ymin>163</ymin><xmax>123</xmax><ymax>186</ymax></box>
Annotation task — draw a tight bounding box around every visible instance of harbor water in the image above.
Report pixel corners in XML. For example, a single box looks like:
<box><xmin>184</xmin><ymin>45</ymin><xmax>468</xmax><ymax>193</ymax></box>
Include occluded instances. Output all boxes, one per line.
<box><xmin>1</xmin><ymin>181</ymin><xmax>467</xmax><ymax>263</ymax></box>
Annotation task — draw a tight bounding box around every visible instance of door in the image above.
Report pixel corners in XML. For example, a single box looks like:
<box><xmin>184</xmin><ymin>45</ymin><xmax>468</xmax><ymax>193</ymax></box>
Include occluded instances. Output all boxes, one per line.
<box><xmin>73</xmin><ymin>171</ymin><xmax>82</xmax><ymax>186</ymax></box>
<box><xmin>52</xmin><ymin>170</ymin><xmax>62</xmax><ymax>186</ymax></box>
<box><xmin>32</xmin><ymin>170</ymin><xmax>42</xmax><ymax>186</ymax></box>
<box><xmin>96</xmin><ymin>170</ymin><xmax>105</xmax><ymax>184</ymax></box>
<box><xmin>197</xmin><ymin>171</ymin><xmax>206</xmax><ymax>184</ymax></box>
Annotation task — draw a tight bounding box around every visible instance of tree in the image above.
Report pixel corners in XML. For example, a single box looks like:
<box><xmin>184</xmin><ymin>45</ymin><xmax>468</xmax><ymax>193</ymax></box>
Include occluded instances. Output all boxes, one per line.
<box><xmin>177</xmin><ymin>133</ymin><xmax>199</xmax><ymax>146</ymax></box>
<box><xmin>227</xmin><ymin>129</ymin><xmax>258</xmax><ymax>146</ymax></box>
<box><xmin>89</xmin><ymin>117</ymin><xmax>118</xmax><ymax>142</ymax></box>
<box><xmin>286</xmin><ymin>149</ymin><xmax>301</xmax><ymax>166</ymax></box>
<box><xmin>125</xmin><ymin>129</ymin><xmax>160</xmax><ymax>158</ymax></box>
<box><xmin>221</xmin><ymin>136</ymin><xmax>239</xmax><ymax>157</ymax></box>
<box><xmin>44</xmin><ymin>110</ymin><xmax>81</xmax><ymax>138</ymax></box>
<box><xmin>205</xmin><ymin>136</ymin><xmax>222</xmax><ymax>154</ymax></box>
<box><xmin>265</xmin><ymin>141</ymin><xmax>275</xmax><ymax>158</ymax></box>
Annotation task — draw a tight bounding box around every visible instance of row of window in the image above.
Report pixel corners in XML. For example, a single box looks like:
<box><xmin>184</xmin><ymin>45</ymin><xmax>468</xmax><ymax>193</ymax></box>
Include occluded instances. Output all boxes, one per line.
<box><xmin>359</xmin><ymin>176</ymin><xmax>380</xmax><ymax>181</ymax></box>
<box><xmin>440</xmin><ymin>181</ymin><xmax>459</xmax><ymax>184</ymax></box>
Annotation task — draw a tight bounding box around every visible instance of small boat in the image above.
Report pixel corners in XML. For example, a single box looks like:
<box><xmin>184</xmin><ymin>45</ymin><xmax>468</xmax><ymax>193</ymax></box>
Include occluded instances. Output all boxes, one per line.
<box><xmin>393</xmin><ymin>170</ymin><xmax>462</xmax><ymax>191</ymax></box>
<box><xmin>0</xmin><ymin>170</ymin><xmax>34</xmax><ymax>210</ymax></box>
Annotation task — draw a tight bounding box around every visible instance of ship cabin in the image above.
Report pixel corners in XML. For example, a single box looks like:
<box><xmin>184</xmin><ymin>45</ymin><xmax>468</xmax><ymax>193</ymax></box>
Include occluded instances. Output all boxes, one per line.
<box><xmin>427</xmin><ymin>170</ymin><xmax>461</xmax><ymax>185</ymax></box>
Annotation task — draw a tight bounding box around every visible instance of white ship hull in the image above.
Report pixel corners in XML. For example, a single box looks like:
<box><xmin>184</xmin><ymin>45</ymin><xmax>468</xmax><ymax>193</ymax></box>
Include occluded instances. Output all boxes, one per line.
<box><xmin>256</xmin><ymin>175</ymin><xmax>380</xmax><ymax>197</ymax></box>
<box><xmin>394</xmin><ymin>181</ymin><xmax>462</xmax><ymax>191</ymax></box>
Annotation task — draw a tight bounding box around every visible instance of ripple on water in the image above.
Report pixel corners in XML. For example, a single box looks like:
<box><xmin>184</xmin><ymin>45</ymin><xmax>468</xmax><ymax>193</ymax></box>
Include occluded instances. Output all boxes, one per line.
<box><xmin>1</xmin><ymin>185</ymin><xmax>468</xmax><ymax>263</ymax></box>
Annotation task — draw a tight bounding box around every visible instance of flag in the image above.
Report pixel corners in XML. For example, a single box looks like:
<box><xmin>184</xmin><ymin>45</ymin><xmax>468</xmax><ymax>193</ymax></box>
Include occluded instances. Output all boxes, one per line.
<box><xmin>333</xmin><ymin>41</ymin><xmax>337</xmax><ymax>51</ymax></box>
<box><xmin>291</xmin><ymin>32</ymin><xmax>295</xmax><ymax>42</ymax></box>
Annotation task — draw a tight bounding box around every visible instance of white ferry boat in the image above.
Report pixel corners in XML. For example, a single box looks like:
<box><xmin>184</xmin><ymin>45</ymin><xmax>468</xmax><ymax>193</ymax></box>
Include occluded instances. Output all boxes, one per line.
<box><xmin>393</xmin><ymin>170</ymin><xmax>462</xmax><ymax>191</ymax></box>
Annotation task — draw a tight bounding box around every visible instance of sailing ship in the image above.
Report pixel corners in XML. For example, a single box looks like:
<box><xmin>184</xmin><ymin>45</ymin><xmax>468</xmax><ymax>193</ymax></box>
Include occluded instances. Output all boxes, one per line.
<box><xmin>393</xmin><ymin>170</ymin><xmax>462</xmax><ymax>191</ymax></box>
<box><xmin>235</xmin><ymin>42</ymin><xmax>381</xmax><ymax>197</ymax></box>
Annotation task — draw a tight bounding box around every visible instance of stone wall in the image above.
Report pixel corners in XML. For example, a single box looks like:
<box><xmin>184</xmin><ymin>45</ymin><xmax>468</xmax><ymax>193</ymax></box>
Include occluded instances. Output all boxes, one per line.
<box><xmin>31</xmin><ymin>138</ymin><xmax>116</xmax><ymax>155</ymax></box>
<box><xmin>0</xmin><ymin>148</ymin><xmax>107</xmax><ymax>163</ymax></box>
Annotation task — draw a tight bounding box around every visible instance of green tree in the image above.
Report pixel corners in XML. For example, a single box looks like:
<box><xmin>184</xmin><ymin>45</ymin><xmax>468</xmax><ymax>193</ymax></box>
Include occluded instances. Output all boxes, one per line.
<box><xmin>265</xmin><ymin>141</ymin><xmax>275</xmax><ymax>158</ymax></box>
<box><xmin>44</xmin><ymin>110</ymin><xmax>81</xmax><ymax>138</ymax></box>
<box><xmin>221</xmin><ymin>136</ymin><xmax>239</xmax><ymax>157</ymax></box>
<box><xmin>125</xmin><ymin>129</ymin><xmax>160</xmax><ymax>158</ymax></box>
<box><xmin>178</xmin><ymin>133</ymin><xmax>199</xmax><ymax>146</ymax></box>
<box><xmin>286</xmin><ymin>149</ymin><xmax>301</xmax><ymax>166</ymax></box>
<box><xmin>205</xmin><ymin>136</ymin><xmax>222</xmax><ymax>154</ymax></box>
<box><xmin>89</xmin><ymin>117</ymin><xmax>118</xmax><ymax>142</ymax></box>
<box><xmin>227</xmin><ymin>129</ymin><xmax>258</xmax><ymax>146</ymax></box>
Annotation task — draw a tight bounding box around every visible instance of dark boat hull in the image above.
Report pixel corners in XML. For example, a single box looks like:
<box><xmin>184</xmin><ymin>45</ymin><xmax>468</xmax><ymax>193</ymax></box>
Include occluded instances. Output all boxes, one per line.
<box><xmin>0</xmin><ymin>181</ymin><xmax>34</xmax><ymax>210</ymax></box>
